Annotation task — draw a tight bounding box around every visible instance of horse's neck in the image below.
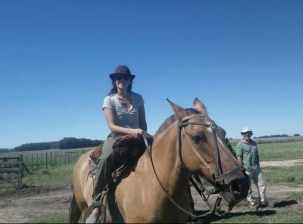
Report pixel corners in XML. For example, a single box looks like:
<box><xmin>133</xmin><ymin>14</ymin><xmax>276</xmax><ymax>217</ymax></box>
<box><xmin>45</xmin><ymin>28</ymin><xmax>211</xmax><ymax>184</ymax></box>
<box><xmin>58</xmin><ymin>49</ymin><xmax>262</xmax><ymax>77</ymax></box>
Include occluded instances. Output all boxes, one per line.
<box><xmin>149</xmin><ymin>132</ymin><xmax>191</xmax><ymax>195</ymax></box>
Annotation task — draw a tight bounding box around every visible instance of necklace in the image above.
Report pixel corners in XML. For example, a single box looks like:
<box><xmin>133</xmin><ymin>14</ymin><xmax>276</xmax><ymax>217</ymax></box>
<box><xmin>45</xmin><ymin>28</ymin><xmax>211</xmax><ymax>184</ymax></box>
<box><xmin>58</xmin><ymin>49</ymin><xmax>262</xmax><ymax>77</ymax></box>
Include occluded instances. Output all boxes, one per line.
<box><xmin>116</xmin><ymin>93</ymin><xmax>130</xmax><ymax>100</ymax></box>
<box><xmin>116</xmin><ymin>94</ymin><xmax>132</xmax><ymax>109</ymax></box>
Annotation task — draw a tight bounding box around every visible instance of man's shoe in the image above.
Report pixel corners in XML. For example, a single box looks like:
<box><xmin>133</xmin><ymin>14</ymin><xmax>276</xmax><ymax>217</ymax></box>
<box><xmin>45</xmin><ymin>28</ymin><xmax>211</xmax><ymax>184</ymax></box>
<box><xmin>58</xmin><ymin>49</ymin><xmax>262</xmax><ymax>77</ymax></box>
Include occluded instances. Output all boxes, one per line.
<box><xmin>247</xmin><ymin>199</ymin><xmax>255</xmax><ymax>205</ymax></box>
<box><xmin>248</xmin><ymin>202</ymin><xmax>256</xmax><ymax>209</ymax></box>
<box><xmin>259</xmin><ymin>202</ymin><xmax>269</xmax><ymax>208</ymax></box>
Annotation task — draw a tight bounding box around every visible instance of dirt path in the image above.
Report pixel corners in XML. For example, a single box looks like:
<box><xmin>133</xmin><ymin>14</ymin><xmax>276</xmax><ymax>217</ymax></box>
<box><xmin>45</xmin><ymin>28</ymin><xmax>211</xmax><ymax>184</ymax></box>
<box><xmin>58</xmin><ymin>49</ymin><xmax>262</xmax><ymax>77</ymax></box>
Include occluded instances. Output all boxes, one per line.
<box><xmin>0</xmin><ymin>184</ymin><xmax>73</xmax><ymax>223</ymax></box>
<box><xmin>0</xmin><ymin>188</ymin><xmax>72</xmax><ymax>223</ymax></box>
<box><xmin>0</xmin><ymin>160</ymin><xmax>302</xmax><ymax>223</ymax></box>
<box><xmin>260</xmin><ymin>159</ymin><xmax>303</xmax><ymax>167</ymax></box>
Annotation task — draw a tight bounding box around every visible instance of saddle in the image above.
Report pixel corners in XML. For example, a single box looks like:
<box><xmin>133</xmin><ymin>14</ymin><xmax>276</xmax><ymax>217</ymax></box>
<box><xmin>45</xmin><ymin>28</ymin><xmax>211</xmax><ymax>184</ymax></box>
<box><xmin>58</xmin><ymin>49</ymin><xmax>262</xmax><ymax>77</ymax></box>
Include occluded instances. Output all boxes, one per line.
<box><xmin>89</xmin><ymin>133</ymin><xmax>153</xmax><ymax>182</ymax></box>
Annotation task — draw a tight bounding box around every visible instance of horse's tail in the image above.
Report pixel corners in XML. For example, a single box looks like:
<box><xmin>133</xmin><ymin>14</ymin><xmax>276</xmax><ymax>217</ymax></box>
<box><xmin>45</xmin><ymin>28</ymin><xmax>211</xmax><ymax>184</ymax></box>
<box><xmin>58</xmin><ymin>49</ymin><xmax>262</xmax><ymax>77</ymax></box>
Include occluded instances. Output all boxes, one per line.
<box><xmin>69</xmin><ymin>191</ymin><xmax>81</xmax><ymax>224</ymax></box>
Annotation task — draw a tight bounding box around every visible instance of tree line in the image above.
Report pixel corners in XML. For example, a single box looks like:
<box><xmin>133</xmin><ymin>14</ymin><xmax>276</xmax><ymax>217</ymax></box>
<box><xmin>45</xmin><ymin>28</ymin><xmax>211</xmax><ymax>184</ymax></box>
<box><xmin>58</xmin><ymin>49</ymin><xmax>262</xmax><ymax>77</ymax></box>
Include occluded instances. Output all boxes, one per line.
<box><xmin>255</xmin><ymin>134</ymin><xmax>301</xmax><ymax>138</ymax></box>
<box><xmin>0</xmin><ymin>137</ymin><xmax>104</xmax><ymax>152</ymax></box>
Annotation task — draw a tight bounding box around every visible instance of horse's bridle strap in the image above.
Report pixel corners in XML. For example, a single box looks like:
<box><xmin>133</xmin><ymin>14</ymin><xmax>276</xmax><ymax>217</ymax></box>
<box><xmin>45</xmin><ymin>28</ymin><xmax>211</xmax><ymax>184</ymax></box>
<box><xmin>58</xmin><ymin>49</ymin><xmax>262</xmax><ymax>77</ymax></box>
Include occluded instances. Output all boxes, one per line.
<box><xmin>183</xmin><ymin>129</ymin><xmax>244</xmax><ymax>182</ymax></box>
<box><xmin>216</xmin><ymin>166</ymin><xmax>244</xmax><ymax>182</ymax></box>
<box><xmin>178</xmin><ymin>114</ymin><xmax>243</xmax><ymax>183</ymax></box>
<box><xmin>182</xmin><ymin>128</ymin><xmax>215</xmax><ymax>177</ymax></box>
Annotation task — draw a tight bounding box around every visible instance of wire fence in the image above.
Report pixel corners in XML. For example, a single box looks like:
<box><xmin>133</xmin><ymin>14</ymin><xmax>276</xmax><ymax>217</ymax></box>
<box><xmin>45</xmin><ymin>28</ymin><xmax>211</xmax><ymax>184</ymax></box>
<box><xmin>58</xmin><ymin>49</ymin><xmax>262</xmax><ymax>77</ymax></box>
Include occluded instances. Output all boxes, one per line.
<box><xmin>0</xmin><ymin>148</ymin><xmax>92</xmax><ymax>171</ymax></box>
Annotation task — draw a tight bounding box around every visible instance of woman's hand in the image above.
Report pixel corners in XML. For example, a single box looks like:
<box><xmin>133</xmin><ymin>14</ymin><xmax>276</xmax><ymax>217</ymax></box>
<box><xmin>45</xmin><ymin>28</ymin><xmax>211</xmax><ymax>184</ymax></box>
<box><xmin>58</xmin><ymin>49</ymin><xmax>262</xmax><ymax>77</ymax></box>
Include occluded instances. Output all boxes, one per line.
<box><xmin>128</xmin><ymin>128</ymin><xmax>144</xmax><ymax>136</ymax></box>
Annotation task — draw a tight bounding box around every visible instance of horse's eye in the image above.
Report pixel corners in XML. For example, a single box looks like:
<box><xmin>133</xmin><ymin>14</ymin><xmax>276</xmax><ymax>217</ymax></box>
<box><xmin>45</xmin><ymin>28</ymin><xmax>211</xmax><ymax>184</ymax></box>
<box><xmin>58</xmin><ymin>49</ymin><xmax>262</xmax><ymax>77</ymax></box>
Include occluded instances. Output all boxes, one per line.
<box><xmin>192</xmin><ymin>135</ymin><xmax>204</xmax><ymax>144</ymax></box>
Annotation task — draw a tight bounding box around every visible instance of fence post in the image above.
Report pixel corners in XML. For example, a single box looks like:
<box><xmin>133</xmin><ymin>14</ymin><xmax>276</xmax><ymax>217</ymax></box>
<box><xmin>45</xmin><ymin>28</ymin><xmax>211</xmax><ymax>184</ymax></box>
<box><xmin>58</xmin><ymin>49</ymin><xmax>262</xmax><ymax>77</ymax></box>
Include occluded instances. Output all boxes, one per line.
<box><xmin>46</xmin><ymin>153</ymin><xmax>48</xmax><ymax>169</ymax></box>
<box><xmin>54</xmin><ymin>152</ymin><xmax>56</xmax><ymax>166</ymax></box>
<box><xmin>18</xmin><ymin>161</ymin><xmax>23</xmax><ymax>189</ymax></box>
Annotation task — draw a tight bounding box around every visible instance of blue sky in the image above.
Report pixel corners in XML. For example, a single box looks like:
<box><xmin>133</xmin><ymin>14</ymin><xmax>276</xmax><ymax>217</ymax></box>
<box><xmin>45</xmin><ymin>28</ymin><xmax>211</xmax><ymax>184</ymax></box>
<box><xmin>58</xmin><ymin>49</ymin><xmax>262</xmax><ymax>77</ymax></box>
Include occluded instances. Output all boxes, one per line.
<box><xmin>1</xmin><ymin>1</ymin><xmax>302</xmax><ymax>148</ymax></box>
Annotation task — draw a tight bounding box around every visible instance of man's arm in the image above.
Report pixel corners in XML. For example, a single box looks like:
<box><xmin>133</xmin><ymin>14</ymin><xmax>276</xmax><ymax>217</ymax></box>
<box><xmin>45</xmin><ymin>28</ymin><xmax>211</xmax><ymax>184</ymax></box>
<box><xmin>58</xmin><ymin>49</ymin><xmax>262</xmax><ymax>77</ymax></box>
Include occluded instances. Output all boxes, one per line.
<box><xmin>236</xmin><ymin>143</ymin><xmax>243</xmax><ymax>165</ymax></box>
<box><xmin>237</xmin><ymin>156</ymin><xmax>243</xmax><ymax>165</ymax></box>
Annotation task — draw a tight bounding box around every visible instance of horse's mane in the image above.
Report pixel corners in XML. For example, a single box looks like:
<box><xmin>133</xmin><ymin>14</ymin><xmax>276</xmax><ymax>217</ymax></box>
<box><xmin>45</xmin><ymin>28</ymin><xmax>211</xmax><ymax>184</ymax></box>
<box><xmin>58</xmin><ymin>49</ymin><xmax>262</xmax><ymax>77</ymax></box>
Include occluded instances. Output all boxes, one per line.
<box><xmin>154</xmin><ymin>108</ymin><xmax>200</xmax><ymax>138</ymax></box>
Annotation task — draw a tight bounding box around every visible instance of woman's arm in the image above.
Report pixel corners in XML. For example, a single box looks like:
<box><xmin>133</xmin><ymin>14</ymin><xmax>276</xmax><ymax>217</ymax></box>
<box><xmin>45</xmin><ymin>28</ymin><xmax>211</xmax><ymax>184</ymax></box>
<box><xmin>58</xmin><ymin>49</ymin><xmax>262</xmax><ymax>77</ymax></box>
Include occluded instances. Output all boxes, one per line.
<box><xmin>138</xmin><ymin>105</ymin><xmax>147</xmax><ymax>132</ymax></box>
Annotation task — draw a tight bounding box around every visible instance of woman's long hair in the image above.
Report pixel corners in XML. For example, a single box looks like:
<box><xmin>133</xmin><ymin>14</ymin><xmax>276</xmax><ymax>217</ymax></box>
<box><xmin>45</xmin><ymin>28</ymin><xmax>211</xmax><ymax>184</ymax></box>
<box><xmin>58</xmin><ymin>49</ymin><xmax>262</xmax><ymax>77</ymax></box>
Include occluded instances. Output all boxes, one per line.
<box><xmin>108</xmin><ymin>80</ymin><xmax>133</xmax><ymax>95</ymax></box>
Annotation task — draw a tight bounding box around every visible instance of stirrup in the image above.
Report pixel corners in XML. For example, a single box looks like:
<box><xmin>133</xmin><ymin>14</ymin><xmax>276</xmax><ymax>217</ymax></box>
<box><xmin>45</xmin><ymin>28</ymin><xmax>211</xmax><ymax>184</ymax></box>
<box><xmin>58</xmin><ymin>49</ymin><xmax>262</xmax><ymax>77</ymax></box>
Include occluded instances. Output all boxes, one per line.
<box><xmin>84</xmin><ymin>202</ymin><xmax>105</xmax><ymax>223</ymax></box>
<box><xmin>85</xmin><ymin>187</ymin><xmax>109</xmax><ymax>223</ymax></box>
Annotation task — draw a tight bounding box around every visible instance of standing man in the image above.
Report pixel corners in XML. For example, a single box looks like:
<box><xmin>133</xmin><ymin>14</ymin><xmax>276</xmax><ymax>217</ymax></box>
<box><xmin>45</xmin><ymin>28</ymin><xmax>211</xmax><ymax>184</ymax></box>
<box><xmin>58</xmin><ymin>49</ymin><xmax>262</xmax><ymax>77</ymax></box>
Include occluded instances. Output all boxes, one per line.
<box><xmin>236</xmin><ymin>127</ymin><xmax>269</xmax><ymax>208</ymax></box>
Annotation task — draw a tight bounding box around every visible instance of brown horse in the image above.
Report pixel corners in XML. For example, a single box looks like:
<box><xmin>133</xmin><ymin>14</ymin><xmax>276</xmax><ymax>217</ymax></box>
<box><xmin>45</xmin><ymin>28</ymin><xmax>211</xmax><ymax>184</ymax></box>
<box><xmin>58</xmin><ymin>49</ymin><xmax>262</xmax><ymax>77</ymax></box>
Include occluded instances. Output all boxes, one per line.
<box><xmin>69</xmin><ymin>98</ymin><xmax>249</xmax><ymax>223</ymax></box>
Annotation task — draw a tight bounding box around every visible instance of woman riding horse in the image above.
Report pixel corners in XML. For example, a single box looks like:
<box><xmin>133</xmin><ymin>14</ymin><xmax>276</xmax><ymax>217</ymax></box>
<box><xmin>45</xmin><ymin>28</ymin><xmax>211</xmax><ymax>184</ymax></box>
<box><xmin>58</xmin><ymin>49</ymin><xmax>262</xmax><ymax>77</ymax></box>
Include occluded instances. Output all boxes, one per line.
<box><xmin>86</xmin><ymin>65</ymin><xmax>147</xmax><ymax>223</ymax></box>
<box><xmin>70</xmin><ymin>98</ymin><xmax>249</xmax><ymax>223</ymax></box>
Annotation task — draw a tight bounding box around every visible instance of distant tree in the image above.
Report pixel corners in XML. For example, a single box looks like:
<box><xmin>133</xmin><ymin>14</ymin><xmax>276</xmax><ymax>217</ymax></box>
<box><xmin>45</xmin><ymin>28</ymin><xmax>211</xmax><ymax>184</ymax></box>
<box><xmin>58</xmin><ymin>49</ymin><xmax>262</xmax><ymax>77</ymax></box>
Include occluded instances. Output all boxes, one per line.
<box><xmin>293</xmin><ymin>134</ymin><xmax>300</xmax><ymax>136</ymax></box>
<box><xmin>8</xmin><ymin>138</ymin><xmax>103</xmax><ymax>152</ymax></box>
<box><xmin>14</xmin><ymin>141</ymin><xmax>60</xmax><ymax>151</ymax></box>
<box><xmin>59</xmin><ymin>137</ymin><xmax>103</xmax><ymax>149</ymax></box>
<box><xmin>0</xmin><ymin>148</ymin><xmax>11</xmax><ymax>153</ymax></box>
<box><xmin>257</xmin><ymin>134</ymin><xmax>289</xmax><ymax>138</ymax></box>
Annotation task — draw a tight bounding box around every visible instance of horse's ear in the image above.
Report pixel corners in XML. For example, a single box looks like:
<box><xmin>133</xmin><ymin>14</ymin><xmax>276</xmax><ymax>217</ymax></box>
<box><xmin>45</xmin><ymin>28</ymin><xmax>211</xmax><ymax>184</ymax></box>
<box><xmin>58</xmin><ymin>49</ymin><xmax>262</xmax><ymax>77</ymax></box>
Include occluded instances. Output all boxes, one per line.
<box><xmin>193</xmin><ymin>97</ymin><xmax>209</xmax><ymax>116</ymax></box>
<box><xmin>167</xmin><ymin>98</ymin><xmax>186</xmax><ymax>119</ymax></box>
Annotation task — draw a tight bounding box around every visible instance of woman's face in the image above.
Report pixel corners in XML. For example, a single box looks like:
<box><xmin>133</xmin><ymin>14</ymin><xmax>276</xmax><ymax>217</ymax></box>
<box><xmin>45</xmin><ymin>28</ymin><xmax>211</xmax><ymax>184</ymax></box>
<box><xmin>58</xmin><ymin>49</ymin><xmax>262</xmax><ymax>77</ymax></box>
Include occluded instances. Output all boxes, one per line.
<box><xmin>115</xmin><ymin>74</ymin><xmax>131</xmax><ymax>89</ymax></box>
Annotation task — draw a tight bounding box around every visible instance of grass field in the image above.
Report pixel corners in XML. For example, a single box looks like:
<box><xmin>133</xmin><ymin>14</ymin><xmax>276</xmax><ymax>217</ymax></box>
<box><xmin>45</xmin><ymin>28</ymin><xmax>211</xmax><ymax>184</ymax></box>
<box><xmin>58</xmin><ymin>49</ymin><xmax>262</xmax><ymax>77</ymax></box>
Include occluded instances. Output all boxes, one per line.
<box><xmin>258</xmin><ymin>141</ymin><xmax>303</xmax><ymax>161</ymax></box>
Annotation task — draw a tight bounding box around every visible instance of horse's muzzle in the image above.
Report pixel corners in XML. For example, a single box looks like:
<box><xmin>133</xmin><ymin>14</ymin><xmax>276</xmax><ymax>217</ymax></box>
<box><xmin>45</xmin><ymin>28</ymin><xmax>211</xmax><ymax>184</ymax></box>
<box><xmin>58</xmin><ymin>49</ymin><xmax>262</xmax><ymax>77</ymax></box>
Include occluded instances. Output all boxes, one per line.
<box><xmin>222</xmin><ymin>172</ymin><xmax>250</xmax><ymax>209</ymax></box>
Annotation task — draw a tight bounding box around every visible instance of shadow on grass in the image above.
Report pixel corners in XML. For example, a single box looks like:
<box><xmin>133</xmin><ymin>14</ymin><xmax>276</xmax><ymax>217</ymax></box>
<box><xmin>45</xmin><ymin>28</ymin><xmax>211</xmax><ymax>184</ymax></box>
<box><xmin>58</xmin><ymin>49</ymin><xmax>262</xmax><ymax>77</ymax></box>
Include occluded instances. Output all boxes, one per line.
<box><xmin>193</xmin><ymin>209</ymin><xmax>277</xmax><ymax>223</ymax></box>
<box><xmin>273</xmin><ymin>199</ymin><xmax>297</xmax><ymax>208</ymax></box>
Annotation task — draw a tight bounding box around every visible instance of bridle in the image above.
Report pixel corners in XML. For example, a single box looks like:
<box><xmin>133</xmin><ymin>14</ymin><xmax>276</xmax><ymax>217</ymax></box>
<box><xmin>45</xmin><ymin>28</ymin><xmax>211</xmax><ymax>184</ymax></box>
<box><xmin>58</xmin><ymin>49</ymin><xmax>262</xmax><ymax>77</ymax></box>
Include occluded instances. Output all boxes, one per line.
<box><xmin>142</xmin><ymin>113</ymin><xmax>244</xmax><ymax>218</ymax></box>
<box><xmin>178</xmin><ymin>114</ymin><xmax>243</xmax><ymax>184</ymax></box>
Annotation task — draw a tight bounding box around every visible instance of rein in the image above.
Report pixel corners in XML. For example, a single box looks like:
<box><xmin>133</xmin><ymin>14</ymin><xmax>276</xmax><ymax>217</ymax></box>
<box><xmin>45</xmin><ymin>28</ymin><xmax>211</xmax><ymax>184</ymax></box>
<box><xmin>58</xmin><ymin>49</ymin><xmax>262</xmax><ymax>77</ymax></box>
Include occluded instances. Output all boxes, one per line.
<box><xmin>142</xmin><ymin>113</ymin><xmax>244</xmax><ymax>218</ymax></box>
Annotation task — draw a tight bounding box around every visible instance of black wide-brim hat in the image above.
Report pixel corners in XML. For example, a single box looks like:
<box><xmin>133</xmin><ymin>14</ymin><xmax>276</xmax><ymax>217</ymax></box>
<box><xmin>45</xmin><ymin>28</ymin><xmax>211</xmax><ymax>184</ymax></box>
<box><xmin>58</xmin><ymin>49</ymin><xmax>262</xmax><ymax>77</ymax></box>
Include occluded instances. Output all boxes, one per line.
<box><xmin>109</xmin><ymin>65</ymin><xmax>135</xmax><ymax>80</ymax></box>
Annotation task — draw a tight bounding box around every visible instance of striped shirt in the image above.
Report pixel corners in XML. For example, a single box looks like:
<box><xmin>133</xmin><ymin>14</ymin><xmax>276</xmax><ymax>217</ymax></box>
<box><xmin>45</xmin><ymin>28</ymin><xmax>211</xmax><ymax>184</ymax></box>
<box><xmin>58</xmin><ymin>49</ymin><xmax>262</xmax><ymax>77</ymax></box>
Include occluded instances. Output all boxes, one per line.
<box><xmin>102</xmin><ymin>92</ymin><xmax>144</xmax><ymax>129</ymax></box>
